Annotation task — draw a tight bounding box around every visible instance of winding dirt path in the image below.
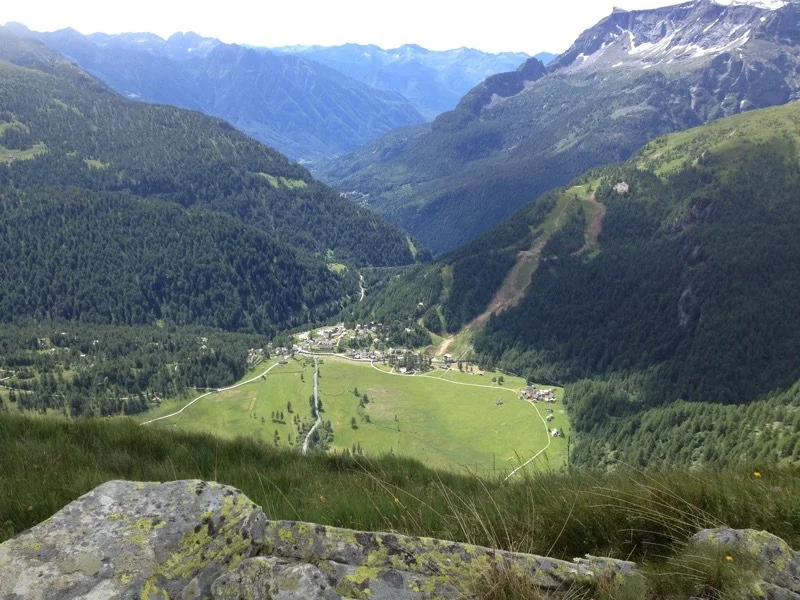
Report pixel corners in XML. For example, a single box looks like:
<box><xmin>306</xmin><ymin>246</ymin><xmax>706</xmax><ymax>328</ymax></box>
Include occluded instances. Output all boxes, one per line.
<box><xmin>502</xmin><ymin>399</ymin><xmax>552</xmax><ymax>483</ymax></box>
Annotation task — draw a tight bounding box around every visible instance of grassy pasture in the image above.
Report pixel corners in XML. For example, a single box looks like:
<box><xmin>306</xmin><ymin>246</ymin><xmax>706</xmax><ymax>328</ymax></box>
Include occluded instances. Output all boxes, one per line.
<box><xmin>0</xmin><ymin>142</ymin><xmax>47</xmax><ymax>163</ymax></box>
<box><xmin>140</xmin><ymin>358</ymin><xmax>317</xmax><ymax>450</ymax></box>
<box><xmin>138</xmin><ymin>356</ymin><xmax>567</xmax><ymax>476</ymax></box>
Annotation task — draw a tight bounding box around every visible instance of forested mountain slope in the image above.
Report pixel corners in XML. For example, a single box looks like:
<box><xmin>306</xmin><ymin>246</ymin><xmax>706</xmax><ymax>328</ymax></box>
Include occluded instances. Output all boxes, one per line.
<box><xmin>8</xmin><ymin>25</ymin><xmax>425</xmax><ymax>161</ymax></box>
<box><xmin>271</xmin><ymin>43</ymin><xmax>531</xmax><ymax>120</ymax></box>
<box><xmin>353</xmin><ymin>101</ymin><xmax>800</xmax><ymax>466</ymax></box>
<box><xmin>476</xmin><ymin>102</ymin><xmax>800</xmax><ymax>406</ymax></box>
<box><xmin>322</xmin><ymin>0</ymin><xmax>800</xmax><ymax>254</ymax></box>
<box><xmin>0</xmin><ymin>189</ymin><xmax>343</xmax><ymax>332</ymax></box>
<box><xmin>0</xmin><ymin>27</ymin><xmax>418</xmax><ymax>268</ymax></box>
<box><xmin>0</xmin><ymin>29</ymin><xmax>420</xmax><ymax>334</ymax></box>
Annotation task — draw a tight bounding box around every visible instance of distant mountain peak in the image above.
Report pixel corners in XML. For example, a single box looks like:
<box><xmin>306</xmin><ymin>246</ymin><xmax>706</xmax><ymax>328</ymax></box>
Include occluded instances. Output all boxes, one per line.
<box><xmin>549</xmin><ymin>0</ymin><xmax>797</xmax><ymax>72</ymax></box>
<box><xmin>269</xmin><ymin>42</ymin><xmax>531</xmax><ymax>118</ymax></box>
<box><xmin>4</xmin><ymin>22</ymin><xmax>31</xmax><ymax>35</ymax></box>
<box><xmin>398</xmin><ymin>43</ymin><xmax>429</xmax><ymax>53</ymax></box>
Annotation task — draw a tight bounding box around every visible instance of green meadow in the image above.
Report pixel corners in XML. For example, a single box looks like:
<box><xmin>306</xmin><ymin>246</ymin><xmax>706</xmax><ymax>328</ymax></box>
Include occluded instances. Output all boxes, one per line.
<box><xmin>140</xmin><ymin>358</ymin><xmax>317</xmax><ymax>450</ymax></box>
<box><xmin>139</xmin><ymin>356</ymin><xmax>568</xmax><ymax>476</ymax></box>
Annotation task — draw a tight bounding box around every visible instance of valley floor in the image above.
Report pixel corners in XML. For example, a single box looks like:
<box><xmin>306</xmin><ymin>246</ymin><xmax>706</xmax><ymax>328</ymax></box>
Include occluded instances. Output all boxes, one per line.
<box><xmin>139</xmin><ymin>355</ymin><xmax>568</xmax><ymax>476</ymax></box>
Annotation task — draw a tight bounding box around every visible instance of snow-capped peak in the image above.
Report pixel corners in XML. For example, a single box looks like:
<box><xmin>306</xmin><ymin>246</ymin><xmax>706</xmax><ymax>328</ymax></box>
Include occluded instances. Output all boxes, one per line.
<box><xmin>713</xmin><ymin>0</ymin><xmax>787</xmax><ymax>9</ymax></box>
<box><xmin>550</xmin><ymin>0</ymin><xmax>793</xmax><ymax>73</ymax></box>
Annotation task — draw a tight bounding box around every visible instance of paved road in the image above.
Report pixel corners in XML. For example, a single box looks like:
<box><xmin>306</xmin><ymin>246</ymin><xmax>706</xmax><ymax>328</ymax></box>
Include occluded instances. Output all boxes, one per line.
<box><xmin>140</xmin><ymin>362</ymin><xmax>280</xmax><ymax>426</ymax></box>
<box><xmin>302</xmin><ymin>357</ymin><xmax>321</xmax><ymax>454</ymax></box>
<box><xmin>298</xmin><ymin>350</ymin><xmax>371</xmax><ymax>364</ymax></box>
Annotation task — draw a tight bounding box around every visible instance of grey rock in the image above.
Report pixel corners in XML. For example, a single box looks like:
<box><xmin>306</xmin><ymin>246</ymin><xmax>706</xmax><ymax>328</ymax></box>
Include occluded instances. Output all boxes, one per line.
<box><xmin>693</xmin><ymin>528</ymin><xmax>800</xmax><ymax>599</ymax></box>
<box><xmin>0</xmin><ymin>480</ymin><xmax>640</xmax><ymax>600</ymax></box>
<box><xmin>258</xmin><ymin>520</ymin><xmax>638</xmax><ymax>599</ymax></box>
<box><xmin>212</xmin><ymin>557</ymin><xmax>339</xmax><ymax>600</ymax></box>
<box><xmin>0</xmin><ymin>480</ymin><xmax>266</xmax><ymax>600</ymax></box>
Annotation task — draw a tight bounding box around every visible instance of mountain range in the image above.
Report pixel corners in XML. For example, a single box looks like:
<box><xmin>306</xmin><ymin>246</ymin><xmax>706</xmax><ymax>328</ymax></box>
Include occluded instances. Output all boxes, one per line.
<box><xmin>320</xmin><ymin>0</ymin><xmax>800</xmax><ymax>254</ymax></box>
<box><xmin>5</xmin><ymin>24</ymin><xmax>535</xmax><ymax>162</ymax></box>
<box><xmin>0</xmin><ymin>27</ymin><xmax>419</xmax><ymax>334</ymax></box>
<box><xmin>4</xmin><ymin>24</ymin><xmax>424</xmax><ymax>162</ymax></box>
<box><xmin>271</xmin><ymin>43</ymin><xmax>535</xmax><ymax>120</ymax></box>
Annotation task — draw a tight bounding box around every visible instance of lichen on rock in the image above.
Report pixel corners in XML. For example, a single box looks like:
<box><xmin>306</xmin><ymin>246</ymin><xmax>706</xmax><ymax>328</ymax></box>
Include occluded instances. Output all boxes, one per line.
<box><xmin>692</xmin><ymin>528</ymin><xmax>800</xmax><ymax>599</ymax></box>
<box><xmin>260</xmin><ymin>520</ymin><xmax>638</xmax><ymax>599</ymax></box>
<box><xmin>0</xmin><ymin>480</ymin><xmax>641</xmax><ymax>600</ymax></box>
<box><xmin>212</xmin><ymin>557</ymin><xmax>340</xmax><ymax>600</ymax></box>
<box><xmin>0</xmin><ymin>480</ymin><xmax>266</xmax><ymax>600</ymax></box>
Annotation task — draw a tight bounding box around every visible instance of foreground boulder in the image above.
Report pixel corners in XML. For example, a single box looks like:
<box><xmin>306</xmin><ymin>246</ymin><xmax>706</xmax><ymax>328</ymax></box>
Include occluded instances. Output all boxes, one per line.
<box><xmin>0</xmin><ymin>480</ymin><xmax>639</xmax><ymax>599</ymax></box>
<box><xmin>0</xmin><ymin>480</ymin><xmax>267</xmax><ymax>600</ymax></box>
<box><xmin>692</xmin><ymin>528</ymin><xmax>800</xmax><ymax>599</ymax></box>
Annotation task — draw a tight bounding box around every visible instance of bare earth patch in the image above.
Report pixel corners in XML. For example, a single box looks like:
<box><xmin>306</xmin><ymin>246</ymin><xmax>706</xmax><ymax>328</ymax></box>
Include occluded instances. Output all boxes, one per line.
<box><xmin>573</xmin><ymin>192</ymin><xmax>606</xmax><ymax>255</ymax></box>
<box><xmin>469</xmin><ymin>237</ymin><xmax>548</xmax><ymax>328</ymax></box>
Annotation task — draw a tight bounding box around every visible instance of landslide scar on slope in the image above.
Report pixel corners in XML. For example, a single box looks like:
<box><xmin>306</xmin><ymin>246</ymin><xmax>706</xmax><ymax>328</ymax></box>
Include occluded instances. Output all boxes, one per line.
<box><xmin>469</xmin><ymin>190</ymin><xmax>605</xmax><ymax>328</ymax></box>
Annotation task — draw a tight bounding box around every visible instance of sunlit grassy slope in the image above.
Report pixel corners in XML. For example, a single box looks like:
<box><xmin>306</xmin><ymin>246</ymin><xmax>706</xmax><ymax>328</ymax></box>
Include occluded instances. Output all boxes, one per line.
<box><xmin>2</xmin><ymin>411</ymin><xmax>798</xmax><ymax>600</ymax></box>
<box><xmin>139</xmin><ymin>356</ymin><xmax>567</xmax><ymax>475</ymax></box>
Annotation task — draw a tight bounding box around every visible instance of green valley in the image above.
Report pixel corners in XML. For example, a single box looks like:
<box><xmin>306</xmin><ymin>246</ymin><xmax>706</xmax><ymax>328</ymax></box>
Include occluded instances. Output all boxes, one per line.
<box><xmin>139</xmin><ymin>354</ymin><xmax>567</xmax><ymax>476</ymax></box>
<box><xmin>4</xmin><ymin>4</ymin><xmax>800</xmax><ymax>599</ymax></box>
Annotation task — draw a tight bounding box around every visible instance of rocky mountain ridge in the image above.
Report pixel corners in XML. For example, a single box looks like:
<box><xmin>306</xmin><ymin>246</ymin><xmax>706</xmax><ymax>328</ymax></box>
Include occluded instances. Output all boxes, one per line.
<box><xmin>270</xmin><ymin>43</ymin><xmax>534</xmax><ymax>119</ymax></box>
<box><xmin>550</xmin><ymin>0</ymin><xmax>796</xmax><ymax>73</ymax></box>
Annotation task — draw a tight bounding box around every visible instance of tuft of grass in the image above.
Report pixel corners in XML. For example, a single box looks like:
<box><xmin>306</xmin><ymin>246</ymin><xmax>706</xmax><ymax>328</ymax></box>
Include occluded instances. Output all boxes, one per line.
<box><xmin>0</xmin><ymin>412</ymin><xmax>798</xmax><ymax>598</ymax></box>
<box><xmin>471</xmin><ymin>566</ymin><xmax>589</xmax><ymax>600</ymax></box>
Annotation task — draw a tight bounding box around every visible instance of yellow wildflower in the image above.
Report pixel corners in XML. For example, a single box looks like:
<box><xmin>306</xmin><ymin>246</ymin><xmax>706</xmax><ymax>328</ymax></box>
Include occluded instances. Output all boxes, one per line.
<box><xmin>726</xmin><ymin>555</ymin><xmax>734</xmax><ymax>563</ymax></box>
<box><xmin>754</xmin><ymin>472</ymin><xmax>762</xmax><ymax>479</ymax></box>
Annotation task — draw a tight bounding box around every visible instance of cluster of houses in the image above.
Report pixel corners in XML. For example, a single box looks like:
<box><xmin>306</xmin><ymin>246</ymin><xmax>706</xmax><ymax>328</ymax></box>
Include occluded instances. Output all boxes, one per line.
<box><xmin>246</xmin><ymin>348</ymin><xmax>264</xmax><ymax>366</ymax></box>
<box><xmin>349</xmin><ymin>348</ymin><xmax>382</xmax><ymax>361</ymax></box>
<box><xmin>519</xmin><ymin>385</ymin><xmax>557</xmax><ymax>403</ymax></box>
<box><xmin>296</xmin><ymin>324</ymin><xmax>350</xmax><ymax>352</ymax></box>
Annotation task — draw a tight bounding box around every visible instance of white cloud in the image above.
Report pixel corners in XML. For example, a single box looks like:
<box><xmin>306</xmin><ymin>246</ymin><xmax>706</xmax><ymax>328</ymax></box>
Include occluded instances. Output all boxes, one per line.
<box><xmin>1</xmin><ymin>0</ymin><xmax>711</xmax><ymax>54</ymax></box>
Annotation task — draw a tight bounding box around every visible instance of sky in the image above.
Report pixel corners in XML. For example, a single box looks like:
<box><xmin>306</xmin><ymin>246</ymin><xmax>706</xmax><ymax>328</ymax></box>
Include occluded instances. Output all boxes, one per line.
<box><xmin>2</xmin><ymin>0</ymin><xmax>689</xmax><ymax>55</ymax></box>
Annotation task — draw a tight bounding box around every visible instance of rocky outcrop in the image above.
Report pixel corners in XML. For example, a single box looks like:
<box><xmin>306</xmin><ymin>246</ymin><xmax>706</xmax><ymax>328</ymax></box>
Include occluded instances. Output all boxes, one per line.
<box><xmin>455</xmin><ymin>57</ymin><xmax>548</xmax><ymax>116</ymax></box>
<box><xmin>0</xmin><ymin>480</ymin><xmax>638</xmax><ymax>600</ymax></box>
<box><xmin>0</xmin><ymin>480</ymin><xmax>267</xmax><ymax>600</ymax></box>
<box><xmin>692</xmin><ymin>528</ymin><xmax>800</xmax><ymax>599</ymax></box>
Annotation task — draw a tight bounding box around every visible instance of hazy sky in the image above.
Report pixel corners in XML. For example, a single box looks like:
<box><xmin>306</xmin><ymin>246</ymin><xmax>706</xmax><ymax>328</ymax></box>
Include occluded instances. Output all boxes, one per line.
<box><xmin>2</xmin><ymin>0</ymin><xmax>686</xmax><ymax>54</ymax></box>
